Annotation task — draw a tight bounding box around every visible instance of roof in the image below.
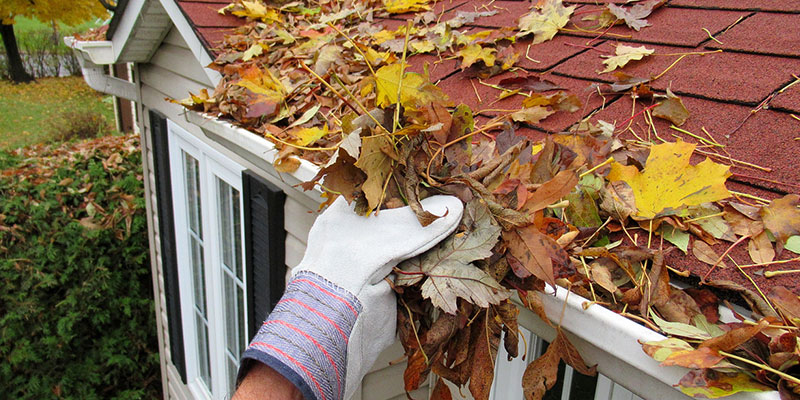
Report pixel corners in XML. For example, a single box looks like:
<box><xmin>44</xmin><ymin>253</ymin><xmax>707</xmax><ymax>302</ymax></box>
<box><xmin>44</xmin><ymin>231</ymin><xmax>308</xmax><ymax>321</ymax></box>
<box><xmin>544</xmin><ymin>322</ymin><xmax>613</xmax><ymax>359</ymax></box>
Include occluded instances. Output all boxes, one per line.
<box><xmin>174</xmin><ymin>0</ymin><xmax>800</xmax><ymax>296</ymax></box>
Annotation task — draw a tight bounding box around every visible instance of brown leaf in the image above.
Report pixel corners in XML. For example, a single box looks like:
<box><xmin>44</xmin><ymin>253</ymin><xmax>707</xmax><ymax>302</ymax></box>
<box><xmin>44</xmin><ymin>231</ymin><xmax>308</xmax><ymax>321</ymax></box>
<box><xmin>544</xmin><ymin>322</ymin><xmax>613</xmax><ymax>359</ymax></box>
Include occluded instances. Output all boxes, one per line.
<box><xmin>706</xmin><ymin>280</ymin><xmax>780</xmax><ymax>318</ymax></box>
<box><xmin>553</xmin><ymin>328</ymin><xmax>596</xmax><ymax>376</ymax></box>
<box><xmin>761</xmin><ymin>194</ymin><xmax>800</xmax><ymax>250</ymax></box>
<box><xmin>404</xmin><ymin>349</ymin><xmax>429</xmax><ymax>392</ymax></box>
<box><xmin>656</xmin><ymin>289</ymin><xmax>701</xmax><ymax>325</ymax></box>
<box><xmin>692</xmin><ymin>240</ymin><xmax>727</xmax><ymax>268</ymax></box>
<box><xmin>685</xmin><ymin>288</ymin><xmax>721</xmax><ymax>323</ymax></box>
<box><xmin>505</xmin><ymin>227</ymin><xmax>556</xmax><ymax>286</ymax></box>
<box><xmin>497</xmin><ymin>76</ymin><xmax>565</xmax><ymax>92</ymax></box>
<box><xmin>430</xmin><ymin>378</ymin><xmax>453</xmax><ymax>400</ymax></box>
<box><xmin>304</xmin><ymin>152</ymin><xmax>366</xmax><ymax>202</ymax></box>
<box><xmin>599</xmin><ymin>180</ymin><xmax>637</xmax><ymax>221</ymax></box>
<box><xmin>748</xmin><ymin>231</ymin><xmax>775</xmax><ymax>265</ymax></box>
<box><xmin>589</xmin><ymin>261</ymin><xmax>618</xmax><ymax>294</ymax></box>
<box><xmin>469</xmin><ymin>311</ymin><xmax>500</xmax><ymax>400</ymax></box>
<box><xmin>522</xmin><ymin>337</ymin><xmax>560</xmax><ymax>400</ymax></box>
<box><xmin>700</xmin><ymin>319</ymin><xmax>770</xmax><ymax>353</ymax></box>
<box><xmin>640</xmin><ymin>251</ymin><xmax>669</xmax><ymax>313</ymax></box>
<box><xmin>651</xmin><ymin>90</ymin><xmax>690</xmax><ymax>126</ymax></box>
<box><xmin>519</xmin><ymin>289</ymin><xmax>553</xmax><ymax>327</ymax></box>
<box><xmin>607</xmin><ymin>0</ymin><xmax>666</xmax><ymax>31</ymax></box>
<box><xmin>355</xmin><ymin>134</ymin><xmax>396</xmax><ymax>212</ymax></box>
<box><xmin>521</xmin><ymin>169</ymin><xmax>579</xmax><ymax>214</ymax></box>
<box><xmin>497</xmin><ymin>301</ymin><xmax>520</xmax><ymax>360</ymax></box>
<box><xmin>768</xmin><ymin>286</ymin><xmax>800</xmax><ymax>327</ymax></box>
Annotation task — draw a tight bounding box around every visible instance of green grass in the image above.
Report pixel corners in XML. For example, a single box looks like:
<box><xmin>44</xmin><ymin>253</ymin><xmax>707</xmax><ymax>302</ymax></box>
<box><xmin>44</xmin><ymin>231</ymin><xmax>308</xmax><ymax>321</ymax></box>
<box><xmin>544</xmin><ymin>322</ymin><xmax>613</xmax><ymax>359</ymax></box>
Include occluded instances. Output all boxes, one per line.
<box><xmin>13</xmin><ymin>16</ymin><xmax>106</xmax><ymax>36</ymax></box>
<box><xmin>0</xmin><ymin>76</ymin><xmax>116</xmax><ymax>150</ymax></box>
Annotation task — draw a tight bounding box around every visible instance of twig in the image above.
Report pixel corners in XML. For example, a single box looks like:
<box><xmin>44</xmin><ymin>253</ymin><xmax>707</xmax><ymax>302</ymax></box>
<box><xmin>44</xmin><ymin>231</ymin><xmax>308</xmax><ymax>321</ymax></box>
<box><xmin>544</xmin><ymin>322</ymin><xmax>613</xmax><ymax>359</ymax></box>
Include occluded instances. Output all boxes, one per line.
<box><xmin>765</xmin><ymin>269</ymin><xmax>800</xmax><ymax>278</ymax></box>
<box><xmin>740</xmin><ymin>257</ymin><xmax>800</xmax><ymax>269</ymax></box>
<box><xmin>670</xmin><ymin>125</ymin><xmax>724</xmax><ymax>147</ymax></box>
<box><xmin>732</xmin><ymin>173</ymin><xmax>800</xmax><ymax>190</ymax></box>
<box><xmin>702</xmin><ymin>28</ymin><xmax>723</xmax><ymax>44</ymax></box>
<box><xmin>400</xmin><ymin>297</ymin><xmax>428</xmax><ymax>365</ymax></box>
<box><xmin>730</xmin><ymin>191</ymin><xmax>769</xmax><ymax>204</ymax></box>
<box><xmin>729</xmin><ymin>255</ymin><xmax>777</xmax><ymax>316</ymax></box>
<box><xmin>719</xmin><ymin>350</ymin><xmax>800</xmax><ymax>386</ymax></box>
<box><xmin>683</xmin><ymin>212</ymin><xmax>725</xmax><ymax>224</ymax></box>
<box><xmin>615</xmin><ymin>102</ymin><xmax>659</xmax><ymax>129</ymax></box>
<box><xmin>701</xmin><ymin>235</ymin><xmax>749</xmax><ymax>282</ymax></box>
<box><xmin>579</xmin><ymin>156</ymin><xmax>615</xmax><ymax>178</ymax></box>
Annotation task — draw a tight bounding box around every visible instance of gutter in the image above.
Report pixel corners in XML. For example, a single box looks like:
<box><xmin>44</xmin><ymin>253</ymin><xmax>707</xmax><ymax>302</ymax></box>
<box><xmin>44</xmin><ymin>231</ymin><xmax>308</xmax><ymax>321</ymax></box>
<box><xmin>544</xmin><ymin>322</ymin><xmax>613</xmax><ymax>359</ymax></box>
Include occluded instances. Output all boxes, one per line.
<box><xmin>63</xmin><ymin>37</ymin><xmax>138</xmax><ymax>102</ymax></box>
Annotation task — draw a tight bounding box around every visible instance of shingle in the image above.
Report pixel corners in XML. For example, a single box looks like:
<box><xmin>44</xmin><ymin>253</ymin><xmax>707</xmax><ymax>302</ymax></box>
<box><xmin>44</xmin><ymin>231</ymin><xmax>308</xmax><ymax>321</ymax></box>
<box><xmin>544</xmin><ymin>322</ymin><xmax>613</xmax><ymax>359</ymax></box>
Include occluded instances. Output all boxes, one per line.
<box><xmin>708</xmin><ymin>12</ymin><xmax>800</xmax><ymax>58</ymax></box>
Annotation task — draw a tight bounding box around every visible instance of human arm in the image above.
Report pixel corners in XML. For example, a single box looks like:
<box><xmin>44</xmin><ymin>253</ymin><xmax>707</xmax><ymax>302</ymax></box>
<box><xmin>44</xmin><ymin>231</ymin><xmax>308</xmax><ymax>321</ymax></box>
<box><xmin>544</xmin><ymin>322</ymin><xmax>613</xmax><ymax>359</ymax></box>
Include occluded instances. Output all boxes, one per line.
<box><xmin>233</xmin><ymin>196</ymin><xmax>463</xmax><ymax>400</ymax></box>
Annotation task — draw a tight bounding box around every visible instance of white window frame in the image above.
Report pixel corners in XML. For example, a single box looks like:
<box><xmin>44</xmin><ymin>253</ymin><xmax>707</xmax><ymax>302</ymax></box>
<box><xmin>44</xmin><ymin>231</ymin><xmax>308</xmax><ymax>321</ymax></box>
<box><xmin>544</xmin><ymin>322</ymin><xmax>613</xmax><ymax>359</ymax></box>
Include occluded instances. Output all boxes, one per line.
<box><xmin>168</xmin><ymin>120</ymin><xmax>248</xmax><ymax>400</ymax></box>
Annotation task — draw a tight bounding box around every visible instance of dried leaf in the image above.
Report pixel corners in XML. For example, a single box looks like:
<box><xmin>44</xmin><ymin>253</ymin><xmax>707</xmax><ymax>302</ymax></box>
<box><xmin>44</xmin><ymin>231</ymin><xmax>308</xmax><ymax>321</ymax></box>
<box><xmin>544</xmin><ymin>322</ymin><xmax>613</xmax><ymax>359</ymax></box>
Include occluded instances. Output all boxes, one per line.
<box><xmin>355</xmin><ymin>134</ymin><xmax>395</xmax><ymax>211</ymax></box>
<box><xmin>522</xmin><ymin>335</ymin><xmax>560</xmax><ymax>400</ymax></box>
<box><xmin>383</xmin><ymin>0</ymin><xmax>430</xmax><ymax>14</ymax></box>
<box><xmin>642</xmin><ymin>337</ymin><xmax>695</xmax><ymax>362</ymax></box>
<box><xmin>497</xmin><ymin>76</ymin><xmax>564</xmax><ymax>92</ymax></box>
<box><xmin>522</xmin><ymin>169</ymin><xmax>579</xmax><ymax>214</ymax></box>
<box><xmin>511</xmin><ymin>106</ymin><xmax>556</xmax><ymax>125</ymax></box>
<box><xmin>693</xmin><ymin>240</ymin><xmax>726</xmax><ymax>268</ymax></box>
<box><xmin>373</xmin><ymin>63</ymin><xmax>449</xmax><ymax>108</ymax></box>
<box><xmin>458</xmin><ymin>44</ymin><xmax>497</xmax><ymax>69</ymax></box>
<box><xmin>761</xmin><ymin>194</ymin><xmax>800</xmax><ymax>248</ymax></box>
<box><xmin>700</xmin><ymin>319</ymin><xmax>770</xmax><ymax>353</ymax></box>
<box><xmin>607</xmin><ymin>0</ymin><xmax>665</xmax><ymax>31</ymax></box>
<box><xmin>600</xmin><ymin>44</ymin><xmax>654</xmax><ymax>73</ymax></box>
<box><xmin>599</xmin><ymin>180</ymin><xmax>638</xmax><ymax>220</ymax></box>
<box><xmin>651</xmin><ymin>311</ymin><xmax>712</xmax><ymax>340</ymax></box>
<box><xmin>651</xmin><ymin>90</ymin><xmax>690</xmax><ymax>126</ymax></box>
<box><xmin>517</xmin><ymin>0</ymin><xmax>576</xmax><ymax>44</ymax></box>
<box><xmin>678</xmin><ymin>369</ymin><xmax>772</xmax><ymax>398</ymax></box>
<box><xmin>662</xmin><ymin>346</ymin><xmax>725</xmax><ymax>369</ymax></box>
<box><xmin>768</xmin><ymin>286</ymin><xmax>800</xmax><ymax>327</ymax></box>
<box><xmin>607</xmin><ymin>140</ymin><xmax>731</xmax><ymax>219</ymax></box>
<box><xmin>430</xmin><ymin>378</ymin><xmax>453</xmax><ymax>400</ymax></box>
<box><xmin>505</xmin><ymin>226</ymin><xmax>556</xmax><ymax>287</ymax></box>
<box><xmin>590</xmin><ymin>261</ymin><xmax>618</xmax><ymax>294</ymax></box>
<box><xmin>748</xmin><ymin>231</ymin><xmax>775</xmax><ymax>265</ymax></box>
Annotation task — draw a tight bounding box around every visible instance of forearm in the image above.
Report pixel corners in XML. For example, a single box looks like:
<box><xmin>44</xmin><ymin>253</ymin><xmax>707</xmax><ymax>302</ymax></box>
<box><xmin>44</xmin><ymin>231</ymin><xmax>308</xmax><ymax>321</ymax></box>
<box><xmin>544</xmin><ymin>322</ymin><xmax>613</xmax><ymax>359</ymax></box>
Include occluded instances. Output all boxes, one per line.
<box><xmin>233</xmin><ymin>362</ymin><xmax>304</xmax><ymax>400</ymax></box>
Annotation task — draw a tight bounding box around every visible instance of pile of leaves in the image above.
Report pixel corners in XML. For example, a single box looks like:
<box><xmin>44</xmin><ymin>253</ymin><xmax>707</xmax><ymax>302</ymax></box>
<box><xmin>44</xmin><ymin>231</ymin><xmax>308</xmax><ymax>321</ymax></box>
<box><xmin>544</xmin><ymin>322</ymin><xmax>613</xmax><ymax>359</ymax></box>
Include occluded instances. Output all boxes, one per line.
<box><xmin>0</xmin><ymin>135</ymin><xmax>160</xmax><ymax>399</ymax></box>
<box><xmin>176</xmin><ymin>0</ymin><xmax>800</xmax><ymax>398</ymax></box>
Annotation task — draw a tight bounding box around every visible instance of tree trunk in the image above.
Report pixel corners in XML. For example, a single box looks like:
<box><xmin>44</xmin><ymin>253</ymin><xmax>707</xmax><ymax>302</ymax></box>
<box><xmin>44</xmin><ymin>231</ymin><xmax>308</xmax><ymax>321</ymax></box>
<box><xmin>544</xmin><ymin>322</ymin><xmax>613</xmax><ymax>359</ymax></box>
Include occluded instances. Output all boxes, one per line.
<box><xmin>0</xmin><ymin>23</ymin><xmax>34</xmax><ymax>83</ymax></box>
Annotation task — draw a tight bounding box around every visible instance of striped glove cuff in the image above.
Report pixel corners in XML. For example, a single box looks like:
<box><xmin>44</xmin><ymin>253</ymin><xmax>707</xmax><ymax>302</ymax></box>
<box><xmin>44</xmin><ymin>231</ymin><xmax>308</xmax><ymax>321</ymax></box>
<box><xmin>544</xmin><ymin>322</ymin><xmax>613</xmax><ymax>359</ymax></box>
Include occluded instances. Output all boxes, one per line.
<box><xmin>239</xmin><ymin>271</ymin><xmax>362</xmax><ymax>400</ymax></box>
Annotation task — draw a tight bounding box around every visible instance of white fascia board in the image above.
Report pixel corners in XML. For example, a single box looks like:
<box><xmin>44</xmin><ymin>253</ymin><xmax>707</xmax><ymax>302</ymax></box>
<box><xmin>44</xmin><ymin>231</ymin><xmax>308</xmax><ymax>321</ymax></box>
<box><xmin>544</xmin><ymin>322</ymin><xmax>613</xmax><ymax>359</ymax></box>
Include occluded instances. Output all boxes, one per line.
<box><xmin>157</xmin><ymin>0</ymin><xmax>222</xmax><ymax>86</ymax></box>
<box><xmin>184</xmin><ymin>111</ymin><xmax>321</xmax><ymax>195</ymax></box>
<box><xmin>112</xmin><ymin>0</ymin><xmax>147</xmax><ymax>62</ymax></box>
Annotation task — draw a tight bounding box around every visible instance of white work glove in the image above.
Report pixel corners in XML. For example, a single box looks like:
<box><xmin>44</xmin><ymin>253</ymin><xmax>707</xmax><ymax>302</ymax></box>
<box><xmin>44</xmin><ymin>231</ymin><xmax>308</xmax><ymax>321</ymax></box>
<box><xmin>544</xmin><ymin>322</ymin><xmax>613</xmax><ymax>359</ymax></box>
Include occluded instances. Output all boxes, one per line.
<box><xmin>239</xmin><ymin>195</ymin><xmax>463</xmax><ymax>400</ymax></box>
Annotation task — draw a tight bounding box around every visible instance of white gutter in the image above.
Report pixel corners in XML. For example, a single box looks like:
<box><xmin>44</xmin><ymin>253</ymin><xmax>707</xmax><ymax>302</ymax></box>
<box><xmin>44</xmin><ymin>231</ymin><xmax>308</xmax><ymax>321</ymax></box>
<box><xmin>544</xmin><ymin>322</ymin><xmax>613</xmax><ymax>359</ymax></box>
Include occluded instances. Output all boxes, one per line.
<box><xmin>64</xmin><ymin>37</ymin><xmax>138</xmax><ymax>102</ymax></box>
<box><xmin>184</xmin><ymin>109</ymin><xmax>778</xmax><ymax>400</ymax></box>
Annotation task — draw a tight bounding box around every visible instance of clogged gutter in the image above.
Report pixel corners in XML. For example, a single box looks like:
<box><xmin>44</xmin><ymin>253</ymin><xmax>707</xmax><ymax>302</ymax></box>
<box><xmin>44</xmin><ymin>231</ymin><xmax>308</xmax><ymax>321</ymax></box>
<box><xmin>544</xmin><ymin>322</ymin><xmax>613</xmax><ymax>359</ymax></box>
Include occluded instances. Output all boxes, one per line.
<box><xmin>173</xmin><ymin>0</ymin><xmax>800</xmax><ymax>398</ymax></box>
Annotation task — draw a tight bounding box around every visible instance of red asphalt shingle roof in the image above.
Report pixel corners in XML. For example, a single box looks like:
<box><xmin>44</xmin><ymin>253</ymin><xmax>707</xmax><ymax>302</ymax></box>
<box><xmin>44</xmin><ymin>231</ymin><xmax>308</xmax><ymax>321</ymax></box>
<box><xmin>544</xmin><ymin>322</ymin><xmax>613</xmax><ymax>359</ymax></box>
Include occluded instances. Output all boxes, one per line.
<box><xmin>174</xmin><ymin>0</ymin><xmax>800</xmax><ymax>293</ymax></box>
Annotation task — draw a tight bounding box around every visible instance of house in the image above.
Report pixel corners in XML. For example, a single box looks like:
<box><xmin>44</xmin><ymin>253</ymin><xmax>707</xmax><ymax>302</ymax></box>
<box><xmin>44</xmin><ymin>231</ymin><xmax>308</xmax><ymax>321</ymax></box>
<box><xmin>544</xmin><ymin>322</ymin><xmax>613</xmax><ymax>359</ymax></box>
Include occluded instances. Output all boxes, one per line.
<box><xmin>66</xmin><ymin>0</ymin><xmax>799</xmax><ymax>399</ymax></box>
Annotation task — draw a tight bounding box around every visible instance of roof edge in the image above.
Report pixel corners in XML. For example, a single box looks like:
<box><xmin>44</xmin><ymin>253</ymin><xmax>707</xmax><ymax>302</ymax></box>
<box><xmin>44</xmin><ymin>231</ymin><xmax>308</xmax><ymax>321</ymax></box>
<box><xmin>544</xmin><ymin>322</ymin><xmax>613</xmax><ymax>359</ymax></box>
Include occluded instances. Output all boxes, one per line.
<box><xmin>105</xmin><ymin>0</ymin><xmax>130</xmax><ymax>40</ymax></box>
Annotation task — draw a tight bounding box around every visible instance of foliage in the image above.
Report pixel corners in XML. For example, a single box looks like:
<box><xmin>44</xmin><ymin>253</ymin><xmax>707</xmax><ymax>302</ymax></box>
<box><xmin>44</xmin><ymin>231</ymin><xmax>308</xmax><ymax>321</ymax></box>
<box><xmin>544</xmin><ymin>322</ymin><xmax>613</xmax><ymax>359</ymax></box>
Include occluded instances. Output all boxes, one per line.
<box><xmin>0</xmin><ymin>76</ymin><xmax>114</xmax><ymax>149</ymax></box>
<box><xmin>49</xmin><ymin>109</ymin><xmax>113</xmax><ymax>141</ymax></box>
<box><xmin>0</xmin><ymin>0</ymin><xmax>108</xmax><ymax>27</ymax></box>
<box><xmin>176</xmin><ymin>0</ymin><xmax>800</xmax><ymax>398</ymax></box>
<box><xmin>0</xmin><ymin>134</ymin><xmax>160</xmax><ymax>399</ymax></box>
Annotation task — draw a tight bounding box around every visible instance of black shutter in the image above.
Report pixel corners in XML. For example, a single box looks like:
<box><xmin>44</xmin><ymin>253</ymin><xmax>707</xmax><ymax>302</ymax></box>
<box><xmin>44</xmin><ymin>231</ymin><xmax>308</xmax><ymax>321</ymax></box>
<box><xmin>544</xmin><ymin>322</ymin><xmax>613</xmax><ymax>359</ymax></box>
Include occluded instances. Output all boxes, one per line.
<box><xmin>242</xmin><ymin>171</ymin><xmax>286</xmax><ymax>339</ymax></box>
<box><xmin>149</xmin><ymin>110</ymin><xmax>187</xmax><ymax>383</ymax></box>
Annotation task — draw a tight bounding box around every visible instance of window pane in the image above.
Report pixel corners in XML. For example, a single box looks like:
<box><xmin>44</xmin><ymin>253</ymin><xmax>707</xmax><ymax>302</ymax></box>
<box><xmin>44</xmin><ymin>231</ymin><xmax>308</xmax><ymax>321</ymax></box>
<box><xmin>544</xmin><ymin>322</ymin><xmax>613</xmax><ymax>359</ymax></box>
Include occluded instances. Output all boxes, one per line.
<box><xmin>183</xmin><ymin>153</ymin><xmax>202</xmax><ymax>237</ymax></box>
<box><xmin>217</xmin><ymin>178</ymin><xmax>243</xmax><ymax>280</ymax></box>
<box><xmin>227</xmin><ymin>357</ymin><xmax>237</xmax><ymax>396</ymax></box>
<box><xmin>223</xmin><ymin>274</ymin><xmax>238</xmax><ymax>355</ymax></box>
<box><xmin>190</xmin><ymin>236</ymin><xmax>206</xmax><ymax>315</ymax></box>
<box><xmin>237</xmin><ymin>284</ymin><xmax>246</xmax><ymax>356</ymax></box>
<box><xmin>232</xmin><ymin>188</ymin><xmax>242</xmax><ymax>281</ymax></box>
<box><xmin>196</xmin><ymin>313</ymin><xmax>212</xmax><ymax>393</ymax></box>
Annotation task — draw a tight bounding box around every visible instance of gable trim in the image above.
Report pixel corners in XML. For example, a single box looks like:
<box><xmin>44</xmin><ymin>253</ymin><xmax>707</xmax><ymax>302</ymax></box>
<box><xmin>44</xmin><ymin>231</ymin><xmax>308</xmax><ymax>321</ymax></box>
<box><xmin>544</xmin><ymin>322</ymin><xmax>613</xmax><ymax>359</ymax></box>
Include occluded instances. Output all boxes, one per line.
<box><xmin>157</xmin><ymin>0</ymin><xmax>222</xmax><ymax>85</ymax></box>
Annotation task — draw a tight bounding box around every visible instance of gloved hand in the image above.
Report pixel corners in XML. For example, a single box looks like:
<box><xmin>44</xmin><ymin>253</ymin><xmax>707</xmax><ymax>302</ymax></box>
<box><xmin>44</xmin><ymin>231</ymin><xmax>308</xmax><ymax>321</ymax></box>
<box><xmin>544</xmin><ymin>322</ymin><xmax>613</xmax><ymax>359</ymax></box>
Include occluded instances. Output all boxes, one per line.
<box><xmin>239</xmin><ymin>195</ymin><xmax>463</xmax><ymax>400</ymax></box>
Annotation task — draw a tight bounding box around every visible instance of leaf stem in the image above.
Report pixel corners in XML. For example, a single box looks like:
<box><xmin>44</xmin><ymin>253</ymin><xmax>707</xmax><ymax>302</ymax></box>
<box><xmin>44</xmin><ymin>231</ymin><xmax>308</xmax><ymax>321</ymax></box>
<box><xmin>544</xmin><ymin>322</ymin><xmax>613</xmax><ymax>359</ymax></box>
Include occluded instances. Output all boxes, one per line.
<box><xmin>401</xmin><ymin>297</ymin><xmax>429</xmax><ymax>365</ymax></box>
<box><xmin>718</xmin><ymin>350</ymin><xmax>800</xmax><ymax>386</ymax></box>
<box><xmin>740</xmin><ymin>257</ymin><xmax>800</xmax><ymax>269</ymax></box>
<box><xmin>579</xmin><ymin>156</ymin><xmax>614</xmax><ymax>178</ymax></box>
<box><xmin>701</xmin><ymin>235</ymin><xmax>749</xmax><ymax>282</ymax></box>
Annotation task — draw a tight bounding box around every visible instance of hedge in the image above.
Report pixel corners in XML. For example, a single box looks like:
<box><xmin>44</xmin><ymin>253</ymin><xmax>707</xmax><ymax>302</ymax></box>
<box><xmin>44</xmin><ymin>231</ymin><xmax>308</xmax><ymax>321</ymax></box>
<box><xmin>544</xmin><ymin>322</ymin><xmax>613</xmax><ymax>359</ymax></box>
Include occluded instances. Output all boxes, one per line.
<box><xmin>0</xmin><ymin>135</ymin><xmax>160</xmax><ymax>399</ymax></box>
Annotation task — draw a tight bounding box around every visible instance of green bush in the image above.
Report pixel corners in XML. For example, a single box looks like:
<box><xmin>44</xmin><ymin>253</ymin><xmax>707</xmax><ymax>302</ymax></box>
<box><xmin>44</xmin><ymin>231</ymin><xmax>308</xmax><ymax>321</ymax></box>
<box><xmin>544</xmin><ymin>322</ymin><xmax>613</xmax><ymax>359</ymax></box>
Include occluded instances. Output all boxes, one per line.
<box><xmin>49</xmin><ymin>109</ymin><xmax>113</xmax><ymax>142</ymax></box>
<box><xmin>0</xmin><ymin>134</ymin><xmax>161</xmax><ymax>399</ymax></box>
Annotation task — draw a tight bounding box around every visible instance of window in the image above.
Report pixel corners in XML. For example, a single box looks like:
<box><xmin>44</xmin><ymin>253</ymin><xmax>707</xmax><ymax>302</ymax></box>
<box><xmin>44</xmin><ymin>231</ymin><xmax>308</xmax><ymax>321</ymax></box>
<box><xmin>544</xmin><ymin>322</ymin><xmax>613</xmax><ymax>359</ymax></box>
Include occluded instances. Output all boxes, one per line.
<box><xmin>169</xmin><ymin>121</ymin><xmax>247</xmax><ymax>399</ymax></box>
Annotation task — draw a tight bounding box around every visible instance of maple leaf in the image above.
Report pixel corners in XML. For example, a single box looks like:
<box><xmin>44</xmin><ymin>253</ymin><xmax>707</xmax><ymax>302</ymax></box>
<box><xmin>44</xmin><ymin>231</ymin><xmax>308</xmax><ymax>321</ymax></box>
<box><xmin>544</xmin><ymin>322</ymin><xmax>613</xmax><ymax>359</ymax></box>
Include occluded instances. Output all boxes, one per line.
<box><xmin>383</xmin><ymin>0</ymin><xmax>430</xmax><ymax>14</ymax></box>
<box><xmin>517</xmin><ymin>0</ymin><xmax>576</xmax><ymax>44</ymax></box>
<box><xmin>457</xmin><ymin>44</ymin><xmax>496</xmax><ymax>70</ymax></box>
<box><xmin>373</xmin><ymin>63</ymin><xmax>450</xmax><ymax>109</ymax></box>
<box><xmin>228</xmin><ymin>0</ymin><xmax>282</xmax><ymax>23</ymax></box>
<box><xmin>607</xmin><ymin>0</ymin><xmax>665</xmax><ymax>31</ymax></box>
<box><xmin>397</xmin><ymin>200</ymin><xmax>510</xmax><ymax>314</ymax></box>
<box><xmin>607</xmin><ymin>140</ymin><xmax>731</xmax><ymax>220</ymax></box>
<box><xmin>289</xmin><ymin>125</ymin><xmax>328</xmax><ymax>146</ymax></box>
<box><xmin>600</xmin><ymin>44</ymin><xmax>654</xmax><ymax>74</ymax></box>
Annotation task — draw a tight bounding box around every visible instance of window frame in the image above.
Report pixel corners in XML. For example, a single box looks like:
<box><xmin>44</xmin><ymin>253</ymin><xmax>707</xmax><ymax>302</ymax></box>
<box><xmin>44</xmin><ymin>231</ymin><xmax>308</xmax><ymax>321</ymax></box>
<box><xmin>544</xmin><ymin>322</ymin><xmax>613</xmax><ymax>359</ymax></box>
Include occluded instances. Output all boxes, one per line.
<box><xmin>168</xmin><ymin>121</ymin><xmax>248</xmax><ymax>400</ymax></box>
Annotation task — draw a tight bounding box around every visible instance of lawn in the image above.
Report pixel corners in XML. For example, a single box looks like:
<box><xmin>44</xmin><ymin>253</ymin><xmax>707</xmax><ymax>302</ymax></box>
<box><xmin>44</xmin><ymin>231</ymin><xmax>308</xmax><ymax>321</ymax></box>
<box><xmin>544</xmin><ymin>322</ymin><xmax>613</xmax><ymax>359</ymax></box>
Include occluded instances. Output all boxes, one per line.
<box><xmin>0</xmin><ymin>76</ymin><xmax>115</xmax><ymax>149</ymax></box>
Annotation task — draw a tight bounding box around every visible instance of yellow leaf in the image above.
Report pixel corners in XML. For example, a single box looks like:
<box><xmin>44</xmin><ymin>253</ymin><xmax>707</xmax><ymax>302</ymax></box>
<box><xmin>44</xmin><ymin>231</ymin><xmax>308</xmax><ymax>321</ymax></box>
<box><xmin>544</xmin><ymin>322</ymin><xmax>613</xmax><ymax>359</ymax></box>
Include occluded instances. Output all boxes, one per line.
<box><xmin>383</xmin><ymin>0</ymin><xmax>430</xmax><ymax>14</ymax></box>
<box><xmin>231</xmin><ymin>0</ymin><xmax>281</xmax><ymax>23</ymax></box>
<box><xmin>355</xmin><ymin>135</ymin><xmax>396</xmax><ymax>211</ymax></box>
<box><xmin>457</xmin><ymin>44</ymin><xmax>497</xmax><ymax>69</ymax></box>
<box><xmin>607</xmin><ymin>140</ymin><xmax>731</xmax><ymax>219</ymax></box>
<box><xmin>411</xmin><ymin>40</ymin><xmax>435</xmax><ymax>54</ymax></box>
<box><xmin>517</xmin><ymin>0</ymin><xmax>576</xmax><ymax>44</ymax></box>
<box><xmin>290</xmin><ymin>125</ymin><xmax>329</xmax><ymax>147</ymax></box>
<box><xmin>600</xmin><ymin>44</ymin><xmax>654</xmax><ymax>74</ymax></box>
<box><xmin>373</xmin><ymin>63</ymin><xmax>449</xmax><ymax>109</ymax></box>
<box><xmin>241</xmin><ymin>43</ymin><xmax>263</xmax><ymax>61</ymax></box>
